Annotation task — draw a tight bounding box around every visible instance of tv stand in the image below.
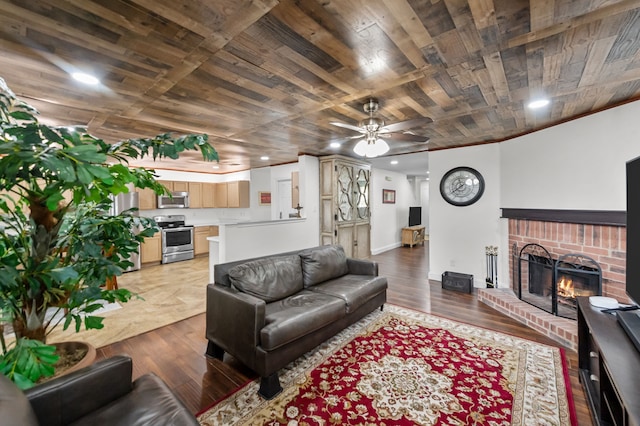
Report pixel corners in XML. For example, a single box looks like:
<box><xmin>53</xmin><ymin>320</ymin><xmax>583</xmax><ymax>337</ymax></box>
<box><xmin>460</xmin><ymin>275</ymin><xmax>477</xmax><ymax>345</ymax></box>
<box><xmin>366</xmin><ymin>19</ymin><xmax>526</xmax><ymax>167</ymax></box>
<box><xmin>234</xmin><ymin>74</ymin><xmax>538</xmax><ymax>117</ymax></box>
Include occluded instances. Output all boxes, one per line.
<box><xmin>577</xmin><ymin>297</ymin><xmax>640</xmax><ymax>425</ymax></box>
<box><xmin>618</xmin><ymin>310</ymin><xmax>640</xmax><ymax>353</ymax></box>
<box><xmin>401</xmin><ymin>225</ymin><xmax>425</xmax><ymax>248</ymax></box>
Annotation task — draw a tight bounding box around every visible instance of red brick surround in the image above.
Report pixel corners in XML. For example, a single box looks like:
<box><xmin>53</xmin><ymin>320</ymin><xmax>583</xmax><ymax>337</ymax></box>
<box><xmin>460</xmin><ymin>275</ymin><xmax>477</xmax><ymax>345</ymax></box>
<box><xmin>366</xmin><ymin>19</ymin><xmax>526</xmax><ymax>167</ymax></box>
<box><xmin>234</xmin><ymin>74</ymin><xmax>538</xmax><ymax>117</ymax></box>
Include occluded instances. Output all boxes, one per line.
<box><xmin>478</xmin><ymin>217</ymin><xmax>627</xmax><ymax>349</ymax></box>
<box><xmin>508</xmin><ymin>219</ymin><xmax>628</xmax><ymax>303</ymax></box>
<box><xmin>477</xmin><ymin>288</ymin><xmax>577</xmax><ymax>350</ymax></box>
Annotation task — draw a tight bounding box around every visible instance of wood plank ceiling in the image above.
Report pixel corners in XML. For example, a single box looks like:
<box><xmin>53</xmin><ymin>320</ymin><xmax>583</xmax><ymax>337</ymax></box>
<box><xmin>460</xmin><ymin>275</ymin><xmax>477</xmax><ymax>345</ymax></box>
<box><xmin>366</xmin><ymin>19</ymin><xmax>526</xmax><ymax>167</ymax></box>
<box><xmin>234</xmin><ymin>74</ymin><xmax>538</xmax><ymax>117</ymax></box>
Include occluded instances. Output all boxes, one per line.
<box><xmin>1</xmin><ymin>0</ymin><xmax>639</xmax><ymax>173</ymax></box>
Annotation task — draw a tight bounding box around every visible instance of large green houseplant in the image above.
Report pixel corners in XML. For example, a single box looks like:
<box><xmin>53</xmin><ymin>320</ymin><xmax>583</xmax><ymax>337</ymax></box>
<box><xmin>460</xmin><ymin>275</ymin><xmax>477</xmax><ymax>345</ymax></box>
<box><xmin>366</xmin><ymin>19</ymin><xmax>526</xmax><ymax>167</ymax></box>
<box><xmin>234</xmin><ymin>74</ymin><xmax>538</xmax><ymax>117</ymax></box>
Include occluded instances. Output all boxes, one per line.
<box><xmin>0</xmin><ymin>77</ymin><xmax>218</xmax><ymax>388</ymax></box>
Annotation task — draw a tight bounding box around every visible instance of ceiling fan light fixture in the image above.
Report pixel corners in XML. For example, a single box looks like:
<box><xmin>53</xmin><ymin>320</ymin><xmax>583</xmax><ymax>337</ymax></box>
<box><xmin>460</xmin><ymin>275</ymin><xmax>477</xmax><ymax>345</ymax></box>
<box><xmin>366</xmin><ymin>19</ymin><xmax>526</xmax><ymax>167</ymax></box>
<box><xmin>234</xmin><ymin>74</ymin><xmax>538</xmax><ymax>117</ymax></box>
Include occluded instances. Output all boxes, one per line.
<box><xmin>71</xmin><ymin>72</ymin><xmax>100</xmax><ymax>85</ymax></box>
<box><xmin>353</xmin><ymin>138</ymin><xmax>389</xmax><ymax>158</ymax></box>
<box><xmin>528</xmin><ymin>98</ymin><xmax>550</xmax><ymax>109</ymax></box>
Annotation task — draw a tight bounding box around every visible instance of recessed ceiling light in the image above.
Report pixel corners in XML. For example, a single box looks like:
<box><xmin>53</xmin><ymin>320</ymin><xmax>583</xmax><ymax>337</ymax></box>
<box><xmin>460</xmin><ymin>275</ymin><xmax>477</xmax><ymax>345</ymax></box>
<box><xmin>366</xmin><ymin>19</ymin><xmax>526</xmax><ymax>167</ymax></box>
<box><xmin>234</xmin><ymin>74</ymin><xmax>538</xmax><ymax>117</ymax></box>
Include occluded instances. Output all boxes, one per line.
<box><xmin>330</xmin><ymin>142</ymin><xmax>341</xmax><ymax>148</ymax></box>
<box><xmin>390</xmin><ymin>160</ymin><xmax>398</xmax><ymax>165</ymax></box>
<box><xmin>260</xmin><ymin>156</ymin><xmax>269</xmax><ymax>160</ymax></box>
<box><xmin>528</xmin><ymin>99</ymin><xmax>550</xmax><ymax>109</ymax></box>
<box><xmin>71</xmin><ymin>72</ymin><xmax>100</xmax><ymax>85</ymax></box>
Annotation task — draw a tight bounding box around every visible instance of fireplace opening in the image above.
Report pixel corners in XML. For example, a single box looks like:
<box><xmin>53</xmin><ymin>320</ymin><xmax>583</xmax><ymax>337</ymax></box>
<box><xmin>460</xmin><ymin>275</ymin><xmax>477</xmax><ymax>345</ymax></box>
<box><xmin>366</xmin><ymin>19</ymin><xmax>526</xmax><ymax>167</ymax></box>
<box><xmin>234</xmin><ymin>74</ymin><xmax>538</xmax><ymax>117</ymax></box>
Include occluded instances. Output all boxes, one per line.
<box><xmin>514</xmin><ymin>243</ymin><xmax>602</xmax><ymax>320</ymax></box>
<box><xmin>554</xmin><ymin>254</ymin><xmax>602</xmax><ymax>320</ymax></box>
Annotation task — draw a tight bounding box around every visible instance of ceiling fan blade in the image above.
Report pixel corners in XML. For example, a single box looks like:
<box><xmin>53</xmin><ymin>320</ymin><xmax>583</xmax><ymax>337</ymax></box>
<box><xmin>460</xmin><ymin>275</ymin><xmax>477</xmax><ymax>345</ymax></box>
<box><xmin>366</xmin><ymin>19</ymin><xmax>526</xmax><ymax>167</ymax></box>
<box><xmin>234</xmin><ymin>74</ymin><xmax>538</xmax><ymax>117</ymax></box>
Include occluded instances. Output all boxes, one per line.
<box><xmin>329</xmin><ymin>135</ymin><xmax>362</xmax><ymax>144</ymax></box>
<box><xmin>379</xmin><ymin>117</ymin><xmax>433</xmax><ymax>133</ymax></box>
<box><xmin>380</xmin><ymin>132</ymin><xmax>430</xmax><ymax>142</ymax></box>
<box><xmin>330</xmin><ymin>121</ymin><xmax>365</xmax><ymax>133</ymax></box>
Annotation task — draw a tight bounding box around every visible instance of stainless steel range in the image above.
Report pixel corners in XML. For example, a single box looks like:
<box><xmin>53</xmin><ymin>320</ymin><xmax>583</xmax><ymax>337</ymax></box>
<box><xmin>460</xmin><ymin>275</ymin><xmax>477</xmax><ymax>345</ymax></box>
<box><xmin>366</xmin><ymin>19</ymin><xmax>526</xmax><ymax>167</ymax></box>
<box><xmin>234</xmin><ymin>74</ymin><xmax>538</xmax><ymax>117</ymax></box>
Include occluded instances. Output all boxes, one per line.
<box><xmin>154</xmin><ymin>215</ymin><xmax>194</xmax><ymax>264</ymax></box>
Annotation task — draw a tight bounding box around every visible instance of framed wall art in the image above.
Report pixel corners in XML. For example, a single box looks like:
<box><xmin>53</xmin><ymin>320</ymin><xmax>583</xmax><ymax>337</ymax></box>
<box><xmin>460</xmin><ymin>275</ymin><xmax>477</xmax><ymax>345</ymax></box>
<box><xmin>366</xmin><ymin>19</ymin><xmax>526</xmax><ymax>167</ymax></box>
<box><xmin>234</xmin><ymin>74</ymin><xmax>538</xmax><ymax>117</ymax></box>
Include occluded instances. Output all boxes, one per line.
<box><xmin>382</xmin><ymin>189</ymin><xmax>396</xmax><ymax>204</ymax></box>
<box><xmin>259</xmin><ymin>191</ymin><xmax>271</xmax><ymax>206</ymax></box>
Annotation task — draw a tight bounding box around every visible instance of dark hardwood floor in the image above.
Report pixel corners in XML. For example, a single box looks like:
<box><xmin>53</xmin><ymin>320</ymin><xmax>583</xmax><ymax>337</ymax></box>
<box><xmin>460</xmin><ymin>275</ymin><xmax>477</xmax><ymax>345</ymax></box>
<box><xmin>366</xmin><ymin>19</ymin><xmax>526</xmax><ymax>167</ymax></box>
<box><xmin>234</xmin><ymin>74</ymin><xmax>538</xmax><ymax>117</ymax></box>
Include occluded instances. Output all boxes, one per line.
<box><xmin>96</xmin><ymin>243</ymin><xmax>592</xmax><ymax>424</ymax></box>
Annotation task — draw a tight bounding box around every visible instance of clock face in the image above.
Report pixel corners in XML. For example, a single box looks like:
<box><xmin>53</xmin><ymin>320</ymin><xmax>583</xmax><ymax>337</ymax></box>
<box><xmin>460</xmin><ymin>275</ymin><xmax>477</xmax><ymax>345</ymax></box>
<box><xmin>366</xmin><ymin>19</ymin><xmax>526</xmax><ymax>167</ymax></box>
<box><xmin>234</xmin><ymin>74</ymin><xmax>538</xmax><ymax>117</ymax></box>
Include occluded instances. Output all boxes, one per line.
<box><xmin>439</xmin><ymin>167</ymin><xmax>485</xmax><ymax>206</ymax></box>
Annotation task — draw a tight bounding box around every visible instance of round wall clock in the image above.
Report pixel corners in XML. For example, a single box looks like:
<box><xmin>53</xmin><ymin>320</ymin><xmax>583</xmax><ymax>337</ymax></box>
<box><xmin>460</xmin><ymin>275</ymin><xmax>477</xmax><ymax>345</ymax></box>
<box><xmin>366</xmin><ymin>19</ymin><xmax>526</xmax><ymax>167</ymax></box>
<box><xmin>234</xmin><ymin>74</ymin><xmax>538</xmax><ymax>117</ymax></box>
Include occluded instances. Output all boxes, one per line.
<box><xmin>439</xmin><ymin>167</ymin><xmax>485</xmax><ymax>206</ymax></box>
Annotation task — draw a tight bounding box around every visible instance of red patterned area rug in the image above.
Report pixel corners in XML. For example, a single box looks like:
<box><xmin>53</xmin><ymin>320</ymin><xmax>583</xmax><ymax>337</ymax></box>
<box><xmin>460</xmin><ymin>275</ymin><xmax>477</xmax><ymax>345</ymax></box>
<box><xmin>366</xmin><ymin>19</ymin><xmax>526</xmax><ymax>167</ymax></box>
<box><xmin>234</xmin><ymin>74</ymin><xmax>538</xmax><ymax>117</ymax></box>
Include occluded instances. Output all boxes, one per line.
<box><xmin>198</xmin><ymin>305</ymin><xmax>577</xmax><ymax>425</ymax></box>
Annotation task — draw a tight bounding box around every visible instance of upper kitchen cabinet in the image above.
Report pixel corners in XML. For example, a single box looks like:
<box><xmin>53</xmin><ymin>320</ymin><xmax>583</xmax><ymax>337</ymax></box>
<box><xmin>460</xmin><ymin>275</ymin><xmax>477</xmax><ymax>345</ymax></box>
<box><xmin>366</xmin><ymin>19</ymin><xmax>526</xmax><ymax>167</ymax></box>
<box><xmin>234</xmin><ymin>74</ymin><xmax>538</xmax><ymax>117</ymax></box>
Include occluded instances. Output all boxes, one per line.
<box><xmin>292</xmin><ymin>171</ymin><xmax>299</xmax><ymax>208</ymax></box>
<box><xmin>202</xmin><ymin>183</ymin><xmax>216</xmax><ymax>208</ymax></box>
<box><xmin>188</xmin><ymin>182</ymin><xmax>203</xmax><ymax>208</ymax></box>
<box><xmin>172</xmin><ymin>181</ymin><xmax>188</xmax><ymax>192</ymax></box>
<box><xmin>137</xmin><ymin>187</ymin><xmax>156</xmax><ymax>210</ymax></box>
<box><xmin>227</xmin><ymin>181</ymin><xmax>250</xmax><ymax>208</ymax></box>
<box><xmin>157</xmin><ymin>180</ymin><xmax>173</xmax><ymax>191</ymax></box>
<box><xmin>214</xmin><ymin>182</ymin><xmax>228</xmax><ymax>208</ymax></box>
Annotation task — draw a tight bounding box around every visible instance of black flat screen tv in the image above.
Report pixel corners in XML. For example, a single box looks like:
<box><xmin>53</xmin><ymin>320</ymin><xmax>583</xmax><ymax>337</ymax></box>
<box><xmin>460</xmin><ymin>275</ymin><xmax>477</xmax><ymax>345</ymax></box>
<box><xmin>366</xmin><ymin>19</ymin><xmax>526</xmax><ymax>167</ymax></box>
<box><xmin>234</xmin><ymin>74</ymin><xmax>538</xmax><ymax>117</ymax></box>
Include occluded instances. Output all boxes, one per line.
<box><xmin>409</xmin><ymin>206</ymin><xmax>422</xmax><ymax>227</ymax></box>
<box><xmin>620</xmin><ymin>155</ymin><xmax>640</xmax><ymax>351</ymax></box>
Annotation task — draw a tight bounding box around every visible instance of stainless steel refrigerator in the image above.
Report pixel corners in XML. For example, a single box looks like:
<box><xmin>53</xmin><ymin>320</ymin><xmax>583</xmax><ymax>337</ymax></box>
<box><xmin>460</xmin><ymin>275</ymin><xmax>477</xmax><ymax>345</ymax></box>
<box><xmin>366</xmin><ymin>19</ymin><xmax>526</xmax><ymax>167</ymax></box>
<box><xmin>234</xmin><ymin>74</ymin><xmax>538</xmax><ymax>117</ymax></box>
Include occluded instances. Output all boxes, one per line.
<box><xmin>109</xmin><ymin>192</ymin><xmax>141</xmax><ymax>272</ymax></box>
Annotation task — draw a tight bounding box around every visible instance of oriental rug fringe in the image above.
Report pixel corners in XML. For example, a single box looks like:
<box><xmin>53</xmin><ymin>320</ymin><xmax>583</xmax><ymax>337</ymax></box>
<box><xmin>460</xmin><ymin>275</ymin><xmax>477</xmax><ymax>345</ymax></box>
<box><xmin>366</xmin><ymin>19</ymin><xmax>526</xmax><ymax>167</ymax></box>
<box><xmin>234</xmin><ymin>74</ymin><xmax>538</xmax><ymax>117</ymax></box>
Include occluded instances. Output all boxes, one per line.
<box><xmin>198</xmin><ymin>305</ymin><xmax>577</xmax><ymax>426</ymax></box>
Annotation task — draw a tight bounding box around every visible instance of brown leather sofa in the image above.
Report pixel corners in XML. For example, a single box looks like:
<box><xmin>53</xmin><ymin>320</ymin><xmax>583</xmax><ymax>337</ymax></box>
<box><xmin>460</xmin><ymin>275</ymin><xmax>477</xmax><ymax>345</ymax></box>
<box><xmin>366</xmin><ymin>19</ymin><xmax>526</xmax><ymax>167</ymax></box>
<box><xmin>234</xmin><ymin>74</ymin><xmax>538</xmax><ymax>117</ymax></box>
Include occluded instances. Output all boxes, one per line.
<box><xmin>0</xmin><ymin>355</ymin><xmax>198</xmax><ymax>426</ymax></box>
<box><xmin>206</xmin><ymin>244</ymin><xmax>387</xmax><ymax>399</ymax></box>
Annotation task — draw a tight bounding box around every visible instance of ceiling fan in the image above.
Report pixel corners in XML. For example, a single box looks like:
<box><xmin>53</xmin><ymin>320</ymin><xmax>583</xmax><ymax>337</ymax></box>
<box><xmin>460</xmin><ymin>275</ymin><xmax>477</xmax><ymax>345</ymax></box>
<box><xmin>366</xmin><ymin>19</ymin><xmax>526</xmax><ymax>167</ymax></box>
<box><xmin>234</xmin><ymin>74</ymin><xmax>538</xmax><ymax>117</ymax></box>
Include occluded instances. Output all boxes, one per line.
<box><xmin>330</xmin><ymin>99</ymin><xmax>432</xmax><ymax>157</ymax></box>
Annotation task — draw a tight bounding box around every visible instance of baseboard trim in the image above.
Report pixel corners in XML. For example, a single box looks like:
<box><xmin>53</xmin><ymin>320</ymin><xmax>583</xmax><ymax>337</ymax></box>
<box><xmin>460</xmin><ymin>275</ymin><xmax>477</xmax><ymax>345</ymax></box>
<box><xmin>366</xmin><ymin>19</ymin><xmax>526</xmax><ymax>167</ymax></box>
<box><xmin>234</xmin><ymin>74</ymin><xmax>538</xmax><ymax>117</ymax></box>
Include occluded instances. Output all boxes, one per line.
<box><xmin>371</xmin><ymin>242</ymin><xmax>401</xmax><ymax>255</ymax></box>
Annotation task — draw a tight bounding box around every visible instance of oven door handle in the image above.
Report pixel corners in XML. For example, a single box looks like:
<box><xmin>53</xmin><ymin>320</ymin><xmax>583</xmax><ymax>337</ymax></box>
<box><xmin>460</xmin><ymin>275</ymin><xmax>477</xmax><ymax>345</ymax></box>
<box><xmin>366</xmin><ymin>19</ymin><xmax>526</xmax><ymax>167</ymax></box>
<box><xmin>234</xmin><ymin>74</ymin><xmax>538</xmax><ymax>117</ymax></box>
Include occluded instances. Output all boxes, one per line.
<box><xmin>162</xmin><ymin>227</ymin><xmax>193</xmax><ymax>233</ymax></box>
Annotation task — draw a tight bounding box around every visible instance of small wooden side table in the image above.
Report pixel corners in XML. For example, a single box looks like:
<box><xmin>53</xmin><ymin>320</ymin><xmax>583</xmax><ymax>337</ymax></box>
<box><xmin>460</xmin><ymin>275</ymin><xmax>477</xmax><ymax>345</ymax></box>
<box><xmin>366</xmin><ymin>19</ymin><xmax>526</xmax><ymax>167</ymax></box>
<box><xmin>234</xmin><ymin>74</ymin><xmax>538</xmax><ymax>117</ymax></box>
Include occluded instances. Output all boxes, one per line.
<box><xmin>401</xmin><ymin>225</ymin><xmax>425</xmax><ymax>247</ymax></box>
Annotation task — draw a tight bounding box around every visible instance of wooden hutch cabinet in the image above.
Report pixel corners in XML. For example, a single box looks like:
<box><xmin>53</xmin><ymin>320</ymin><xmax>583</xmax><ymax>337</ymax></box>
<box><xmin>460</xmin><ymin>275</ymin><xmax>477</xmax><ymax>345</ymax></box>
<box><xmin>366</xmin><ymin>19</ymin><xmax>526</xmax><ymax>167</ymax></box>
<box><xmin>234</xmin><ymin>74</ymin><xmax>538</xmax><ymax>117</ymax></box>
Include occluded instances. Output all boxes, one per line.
<box><xmin>320</xmin><ymin>155</ymin><xmax>370</xmax><ymax>259</ymax></box>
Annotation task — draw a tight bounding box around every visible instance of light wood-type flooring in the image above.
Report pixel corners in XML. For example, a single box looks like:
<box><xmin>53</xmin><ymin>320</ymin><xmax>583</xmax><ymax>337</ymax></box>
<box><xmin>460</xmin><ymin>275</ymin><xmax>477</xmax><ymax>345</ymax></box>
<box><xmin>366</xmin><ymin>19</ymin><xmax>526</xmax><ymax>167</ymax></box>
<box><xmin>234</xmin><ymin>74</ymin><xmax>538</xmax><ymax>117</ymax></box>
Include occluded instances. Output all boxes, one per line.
<box><xmin>96</xmin><ymin>244</ymin><xmax>592</xmax><ymax>425</ymax></box>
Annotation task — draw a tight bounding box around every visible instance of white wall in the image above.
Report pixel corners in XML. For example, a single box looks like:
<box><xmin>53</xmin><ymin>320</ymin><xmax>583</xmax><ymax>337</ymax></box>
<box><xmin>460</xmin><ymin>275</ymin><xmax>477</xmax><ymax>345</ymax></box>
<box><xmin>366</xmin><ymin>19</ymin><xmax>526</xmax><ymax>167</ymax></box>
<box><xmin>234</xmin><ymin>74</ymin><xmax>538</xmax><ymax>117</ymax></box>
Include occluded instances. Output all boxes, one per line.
<box><xmin>501</xmin><ymin>101</ymin><xmax>640</xmax><ymax>210</ymax></box>
<box><xmin>428</xmin><ymin>144</ymin><xmax>501</xmax><ymax>287</ymax></box>
<box><xmin>220</xmin><ymin>155</ymin><xmax>320</xmax><ymax>262</ymax></box>
<box><xmin>250</xmin><ymin>167</ymin><xmax>272</xmax><ymax>221</ymax></box>
<box><xmin>370</xmin><ymin>168</ymin><xmax>418</xmax><ymax>254</ymax></box>
<box><xmin>428</xmin><ymin>100</ymin><xmax>640</xmax><ymax>289</ymax></box>
<box><xmin>420</xmin><ymin>180</ymin><xmax>430</xmax><ymax>232</ymax></box>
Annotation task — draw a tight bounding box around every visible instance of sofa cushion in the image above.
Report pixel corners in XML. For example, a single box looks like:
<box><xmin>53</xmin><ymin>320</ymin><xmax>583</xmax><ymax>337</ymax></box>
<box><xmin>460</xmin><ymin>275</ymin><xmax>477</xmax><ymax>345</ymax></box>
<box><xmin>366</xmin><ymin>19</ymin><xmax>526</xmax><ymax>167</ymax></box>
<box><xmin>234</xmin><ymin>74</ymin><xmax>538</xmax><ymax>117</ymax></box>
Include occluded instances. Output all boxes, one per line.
<box><xmin>228</xmin><ymin>255</ymin><xmax>303</xmax><ymax>302</ymax></box>
<box><xmin>299</xmin><ymin>245</ymin><xmax>349</xmax><ymax>287</ymax></box>
<box><xmin>261</xmin><ymin>290</ymin><xmax>346</xmax><ymax>351</ymax></box>
<box><xmin>69</xmin><ymin>374</ymin><xmax>198</xmax><ymax>426</ymax></box>
<box><xmin>309</xmin><ymin>275</ymin><xmax>388</xmax><ymax>314</ymax></box>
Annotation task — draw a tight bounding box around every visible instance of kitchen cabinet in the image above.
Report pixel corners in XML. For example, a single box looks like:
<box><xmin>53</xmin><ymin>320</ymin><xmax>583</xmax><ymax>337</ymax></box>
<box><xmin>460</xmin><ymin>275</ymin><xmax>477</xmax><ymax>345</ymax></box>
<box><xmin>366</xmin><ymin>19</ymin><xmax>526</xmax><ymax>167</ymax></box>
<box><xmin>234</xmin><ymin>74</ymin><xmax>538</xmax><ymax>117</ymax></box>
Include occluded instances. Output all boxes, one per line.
<box><xmin>147</xmin><ymin>179</ymin><xmax>247</xmax><ymax>209</ymax></box>
<box><xmin>189</xmin><ymin>182</ymin><xmax>202</xmax><ymax>208</ymax></box>
<box><xmin>157</xmin><ymin>180</ymin><xmax>173</xmax><ymax>191</ymax></box>
<box><xmin>172</xmin><ymin>181</ymin><xmax>188</xmax><ymax>192</ymax></box>
<box><xmin>320</xmin><ymin>155</ymin><xmax>370</xmax><ymax>259</ymax></box>
<box><xmin>195</xmin><ymin>226</ymin><xmax>219</xmax><ymax>255</ymax></box>
<box><xmin>137</xmin><ymin>187</ymin><xmax>156</xmax><ymax>210</ymax></box>
<box><xmin>202</xmin><ymin>183</ymin><xmax>216</xmax><ymax>208</ymax></box>
<box><xmin>214</xmin><ymin>182</ymin><xmax>228</xmax><ymax>208</ymax></box>
<box><xmin>292</xmin><ymin>171</ymin><xmax>299</xmax><ymax>208</ymax></box>
<box><xmin>227</xmin><ymin>181</ymin><xmax>250</xmax><ymax>208</ymax></box>
<box><xmin>140</xmin><ymin>234</ymin><xmax>161</xmax><ymax>263</ymax></box>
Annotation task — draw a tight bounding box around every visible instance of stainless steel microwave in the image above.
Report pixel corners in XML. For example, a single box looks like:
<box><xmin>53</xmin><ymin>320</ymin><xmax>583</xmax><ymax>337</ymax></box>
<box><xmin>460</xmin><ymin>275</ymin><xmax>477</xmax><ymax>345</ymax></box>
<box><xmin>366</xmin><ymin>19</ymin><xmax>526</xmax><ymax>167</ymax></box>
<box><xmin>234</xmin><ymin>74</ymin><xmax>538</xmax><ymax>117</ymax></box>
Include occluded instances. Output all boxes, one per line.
<box><xmin>157</xmin><ymin>192</ymin><xmax>189</xmax><ymax>209</ymax></box>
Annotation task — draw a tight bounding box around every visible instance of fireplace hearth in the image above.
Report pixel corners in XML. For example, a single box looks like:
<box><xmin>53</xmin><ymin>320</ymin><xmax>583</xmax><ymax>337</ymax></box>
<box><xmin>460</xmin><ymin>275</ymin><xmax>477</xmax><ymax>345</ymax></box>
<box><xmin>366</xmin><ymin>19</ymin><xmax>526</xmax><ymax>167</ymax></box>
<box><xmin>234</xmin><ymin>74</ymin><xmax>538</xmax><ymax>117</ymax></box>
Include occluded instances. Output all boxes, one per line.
<box><xmin>515</xmin><ymin>243</ymin><xmax>602</xmax><ymax>320</ymax></box>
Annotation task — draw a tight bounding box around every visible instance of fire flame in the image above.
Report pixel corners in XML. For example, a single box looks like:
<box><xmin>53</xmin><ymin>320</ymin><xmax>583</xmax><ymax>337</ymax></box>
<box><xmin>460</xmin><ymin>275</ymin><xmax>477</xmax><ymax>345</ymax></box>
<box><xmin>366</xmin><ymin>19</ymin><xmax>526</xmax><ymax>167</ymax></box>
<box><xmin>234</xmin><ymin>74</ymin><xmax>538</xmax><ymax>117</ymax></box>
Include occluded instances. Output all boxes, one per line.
<box><xmin>558</xmin><ymin>277</ymin><xmax>575</xmax><ymax>299</ymax></box>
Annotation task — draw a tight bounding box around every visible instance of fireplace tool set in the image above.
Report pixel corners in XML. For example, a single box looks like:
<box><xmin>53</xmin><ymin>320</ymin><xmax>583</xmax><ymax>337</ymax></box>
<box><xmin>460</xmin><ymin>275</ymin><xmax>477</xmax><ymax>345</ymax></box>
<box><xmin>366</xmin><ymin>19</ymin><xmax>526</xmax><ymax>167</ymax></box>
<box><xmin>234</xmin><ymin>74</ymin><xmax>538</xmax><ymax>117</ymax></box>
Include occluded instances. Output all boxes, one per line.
<box><xmin>485</xmin><ymin>245</ymin><xmax>498</xmax><ymax>288</ymax></box>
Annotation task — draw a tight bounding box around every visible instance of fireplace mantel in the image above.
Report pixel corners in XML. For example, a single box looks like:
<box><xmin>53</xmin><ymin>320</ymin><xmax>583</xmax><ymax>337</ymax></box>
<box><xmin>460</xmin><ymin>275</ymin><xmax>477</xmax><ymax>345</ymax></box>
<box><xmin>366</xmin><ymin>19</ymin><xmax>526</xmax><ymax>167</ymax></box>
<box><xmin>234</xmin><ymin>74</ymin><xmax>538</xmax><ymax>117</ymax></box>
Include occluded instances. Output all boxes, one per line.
<box><xmin>501</xmin><ymin>208</ymin><xmax>625</xmax><ymax>226</ymax></box>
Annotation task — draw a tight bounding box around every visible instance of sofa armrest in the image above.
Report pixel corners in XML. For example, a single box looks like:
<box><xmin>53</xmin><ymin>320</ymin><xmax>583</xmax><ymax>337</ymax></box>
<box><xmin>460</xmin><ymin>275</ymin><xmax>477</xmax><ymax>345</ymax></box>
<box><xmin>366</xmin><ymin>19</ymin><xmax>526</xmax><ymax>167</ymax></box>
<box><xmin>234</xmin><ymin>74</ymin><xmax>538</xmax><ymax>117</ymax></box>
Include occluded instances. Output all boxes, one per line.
<box><xmin>347</xmin><ymin>258</ymin><xmax>379</xmax><ymax>276</ymax></box>
<box><xmin>206</xmin><ymin>284</ymin><xmax>266</xmax><ymax>362</ymax></box>
<box><xmin>24</xmin><ymin>355</ymin><xmax>133</xmax><ymax>426</ymax></box>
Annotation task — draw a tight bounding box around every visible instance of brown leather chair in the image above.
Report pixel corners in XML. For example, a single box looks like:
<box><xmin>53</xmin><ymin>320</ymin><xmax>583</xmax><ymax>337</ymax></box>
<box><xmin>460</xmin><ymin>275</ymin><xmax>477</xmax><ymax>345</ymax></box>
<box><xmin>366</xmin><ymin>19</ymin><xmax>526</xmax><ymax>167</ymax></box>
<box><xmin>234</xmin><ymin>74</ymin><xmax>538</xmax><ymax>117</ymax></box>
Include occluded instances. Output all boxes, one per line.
<box><xmin>0</xmin><ymin>355</ymin><xmax>198</xmax><ymax>426</ymax></box>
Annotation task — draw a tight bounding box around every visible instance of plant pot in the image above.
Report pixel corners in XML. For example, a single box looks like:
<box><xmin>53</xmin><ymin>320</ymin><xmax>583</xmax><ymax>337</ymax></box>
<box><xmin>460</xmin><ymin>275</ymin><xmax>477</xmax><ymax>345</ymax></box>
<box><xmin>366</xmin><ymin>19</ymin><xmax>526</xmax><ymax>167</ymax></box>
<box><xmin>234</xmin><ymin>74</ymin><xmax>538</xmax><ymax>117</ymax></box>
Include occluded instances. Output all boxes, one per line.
<box><xmin>51</xmin><ymin>341</ymin><xmax>96</xmax><ymax>378</ymax></box>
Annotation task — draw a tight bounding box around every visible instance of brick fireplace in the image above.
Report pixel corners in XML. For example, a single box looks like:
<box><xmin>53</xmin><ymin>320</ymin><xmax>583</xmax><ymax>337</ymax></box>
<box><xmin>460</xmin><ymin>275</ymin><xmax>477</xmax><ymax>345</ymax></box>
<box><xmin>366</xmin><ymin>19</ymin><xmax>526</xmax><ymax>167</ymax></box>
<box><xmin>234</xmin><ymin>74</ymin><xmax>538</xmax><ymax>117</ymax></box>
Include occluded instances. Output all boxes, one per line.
<box><xmin>478</xmin><ymin>209</ymin><xmax>627</xmax><ymax>350</ymax></box>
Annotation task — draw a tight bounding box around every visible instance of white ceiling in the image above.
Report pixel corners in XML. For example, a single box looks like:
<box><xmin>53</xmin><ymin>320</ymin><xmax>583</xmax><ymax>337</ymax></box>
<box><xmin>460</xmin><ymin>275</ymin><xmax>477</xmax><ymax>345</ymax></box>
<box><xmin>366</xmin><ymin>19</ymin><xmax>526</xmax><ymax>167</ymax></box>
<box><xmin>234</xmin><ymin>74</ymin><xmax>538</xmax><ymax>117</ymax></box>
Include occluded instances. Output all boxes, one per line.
<box><xmin>367</xmin><ymin>151</ymin><xmax>430</xmax><ymax>180</ymax></box>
